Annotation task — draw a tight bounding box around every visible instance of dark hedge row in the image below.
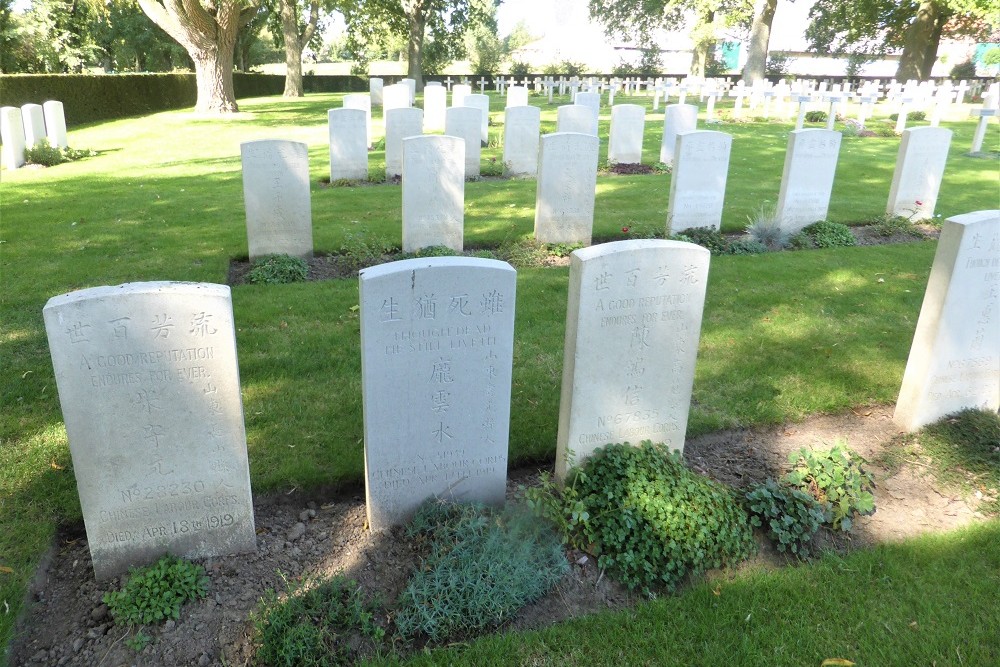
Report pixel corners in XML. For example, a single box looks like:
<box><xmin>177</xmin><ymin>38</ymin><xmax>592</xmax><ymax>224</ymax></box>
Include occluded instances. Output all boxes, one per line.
<box><xmin>0</xmin><ymin>73</ymin><xmax>368</xmax><ymax>126</ymax></box>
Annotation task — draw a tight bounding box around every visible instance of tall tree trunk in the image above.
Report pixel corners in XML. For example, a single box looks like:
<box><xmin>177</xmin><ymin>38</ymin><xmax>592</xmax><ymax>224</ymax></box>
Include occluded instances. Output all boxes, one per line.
<box><xmin>689</xmin><ymin>9</ymin><xmax>715</xmax><ymax>77</ymax></box>
<box><xmin>281</xmin><ymin>0</ymin><xmax>318</xmax><ymax>97</ymax></box>
<box><xmin>742</xmin><ymin>0</ymin><xmax>778</xmax><ymax>84</ymax></box>
<box><xmin>895</xmin><ymin>0</ymin><xmax>946</xmax><ymax>81</ymax></box>
<box><xmin>407</xmin><ymin>8</ymin><xmax>425</xmax><ymax>90</ymax></box>
<box><xmin>137</xmin><ymin>0</ymin><xmax>255</xmax><ymax>113</ymax></box>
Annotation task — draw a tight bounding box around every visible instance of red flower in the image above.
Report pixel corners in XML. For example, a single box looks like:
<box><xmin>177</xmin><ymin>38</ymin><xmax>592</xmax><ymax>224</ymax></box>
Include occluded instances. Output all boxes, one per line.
<box><xmin>915</xmin><ymin>200</ymin><xmax>924</xmax><ymax>206</ymax></box>
<box><xmin>622</xmin><ymin>226</ymin><xmax>630</xmax><ymax>233</ymax></box>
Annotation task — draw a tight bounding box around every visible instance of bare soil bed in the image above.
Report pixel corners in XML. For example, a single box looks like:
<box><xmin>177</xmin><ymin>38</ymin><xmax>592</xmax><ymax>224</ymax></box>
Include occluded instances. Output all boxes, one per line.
<box><xmin>9</xmin><ymin>404</ymin><xmax>986</xmax><ymax>667</ymax></box>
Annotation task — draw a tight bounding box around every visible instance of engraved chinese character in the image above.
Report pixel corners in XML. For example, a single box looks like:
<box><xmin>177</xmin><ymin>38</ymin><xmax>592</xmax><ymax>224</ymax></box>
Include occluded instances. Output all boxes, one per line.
<box><xmin>971</xmin><ymin>232</ymin><xmax>982</xmax><ymax>249</ymax></box>
<box><xmin>131</xmin><ymin>389</ymin><xmax>161</xmax><ymax>415</ymax></box>
<box><xmin>481</xmin><ymin>290</ymin><xmax>504</xmax><ymax>315</ymax></box>
<box><xmin>625</xmin><ymin>385</ymin><xmax>642</xmax><ymax>406</ymax></box>
<box><xmin>594</xmin><ymin>271</ymin><xmax>612</xmax><ymax>291</ymax></box>
<box><xmin>449</xmin><ymin>294</ymin><xmax>472</xmax><ymax>316</ymax></box>
<box><xmin>990</xmin><ymin>234</ymin><xmax>1000</xmax><ymax>252</ymax></box>
<box><xmin>150</xmin><ymin>456</ymin><xmax>173</xmax><ymax>476</ymax></box>
<box><xmin>207</xmin><ymin>398</ymin><xmax>224</xmax><ymax>416</ymax></box>
<box><xmin>414</xmin><ymin>293</ymin><xmax>437</xmax><ymax>319</ymax></box>
<box><xmin>430</xmin><ymin>357</ymin><xmax>454</xmax><ymax>384</ymax></box>
<box><xmin>482</xmin><ymin>414</ymin><xmax>496</xmax><ymax>431</ymax></box>
<box><xmin>144</xmin><ymin>424</ymin><xmax>166</xmax><ymax>448</ymax></box>
<box><xmin>431</xmin><ymin>390</ymin><xmax>451</xmax><ymax>413</ymax></box>
<box><xmin>625</xmin><ymin>268</ymin><xmax>640</xmax><ymax>287</ymax></box>
<box><xmin>190</xmin><ymin>312</ymin><xmax>217</xmax><ymax>336</ymax></box>
<box><xmin>150</xmin><ymin>314</ymin><xmax>175</xmax><ymax>339</ymax></box>
<box><xmin>630</xmin><ymin>325</ymin><xmax>651</xmax><ymax>349</ymax></box>
<box><xmin>653</xmin><ymin>266</ymin><xmax>670</xmax><ymax>285</ymax></box>
<box><xmin>380</xmin><ymin>298</ymin><xmax>401</xmax><ymax>322</ymax></box>
<box><xmin>66</xmin><ymin>322</ymin><xmax>92</xmax><ymax>344</ymax></box>
<box><xmin>203</xmin><ymin>382</ymin><xmax>218</xmax><ymax>395</ymax></box>
<box><xmin>486</xmin><ymin>365</ymin><xmax>497</xmax><ymax>379</ymax></box>
<box><xmin>432</xmin><ymin>422</ymin><xmax>453</xmax><ymax>443</ymax></box>
<box><xmin>109</xmin><ymin>317</ymin><xmax>130</xmax><ymax>339</ymax></box>
<box><xmin>680</xmin><ymin>265</ymin><xmax>699</xmax><ymax>284</ymax></box>
<box><xmin>626</xmin><ymin>358</ymin><xmax>645</xmax><ymax>378</ymax></box>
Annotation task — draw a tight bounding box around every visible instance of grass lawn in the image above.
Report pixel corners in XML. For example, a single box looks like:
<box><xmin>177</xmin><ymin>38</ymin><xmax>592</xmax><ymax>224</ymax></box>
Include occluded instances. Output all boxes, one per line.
<box><xmin>1</xmin><ymin>90</ymin><xmax>997</xmax><ymax>664</ymax></box>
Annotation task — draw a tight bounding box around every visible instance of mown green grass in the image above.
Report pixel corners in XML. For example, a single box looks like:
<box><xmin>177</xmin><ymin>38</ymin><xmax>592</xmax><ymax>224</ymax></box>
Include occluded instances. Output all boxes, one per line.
<box><xmin>1</xmin><ymin>90</ymin><xmax>997</xmax><ymax>662</ymax></box>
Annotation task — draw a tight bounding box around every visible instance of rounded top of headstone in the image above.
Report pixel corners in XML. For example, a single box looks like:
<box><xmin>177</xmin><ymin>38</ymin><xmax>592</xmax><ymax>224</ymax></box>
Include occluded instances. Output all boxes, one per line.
<box><xmin>359</xmin><ymin>256</ymin><xmax>515</xmax><ymax>281</ymax></box>
<box><xmin>946</xmin><ymin>210</ymin><xmax>999</xmax><ymax>227</ymax></box>
<box><xmin>570</xmin><ymin>239</ymin><xmax>710</xmax><ymax>263</ymax></box>
<box><xmin>44</xmin><ymin>281</ymin><xmax>229</xmax><ymax>310</ymax></box>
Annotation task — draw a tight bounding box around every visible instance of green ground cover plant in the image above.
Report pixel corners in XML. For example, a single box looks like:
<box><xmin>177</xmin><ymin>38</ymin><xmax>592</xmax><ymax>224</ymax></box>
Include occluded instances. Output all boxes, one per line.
<box><xmin>529</xmin><ymin>441</ymin><xmax>755</xmax><ymax>594</ymax></box>
<box><xmin>252</xmin><ymin>573</ymin><xmax>385</xmax><ymax>667</ymax></box>
<box><xmin>247</xmin><ymin>254</ymin><xmax>310</xmax><ymax>284</ymax></box>
<box><xmin>789</xmin><ymin>220</ymin><xmax>857</xmax><ymax>249</ymax></box>
<box><xmin>784</xmin><ymin>442</ymin><xmax>876</xmax><ymax>531</ymax></box>
<box><xmin>102</xmin><ymin>554</ymin><xmax>208</xmax><ymax>636</ymax></box>
<box><xmin>1</xmin><ymin>91</ymin><xmax>997</xmax><ymax>663</ymax></box>
<box><xmin>745</xmin><ymin>479</ymin><xmax>827</xmax><ymax>557</ymax></box>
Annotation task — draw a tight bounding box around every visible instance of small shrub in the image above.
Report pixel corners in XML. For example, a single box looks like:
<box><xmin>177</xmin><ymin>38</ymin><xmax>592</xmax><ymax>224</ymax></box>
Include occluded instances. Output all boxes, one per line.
<box><xmin>790</xmin><ymin>220</ymin><xmax>856</xmax><ymax>249</ymax></box>
<box><xmin>724</xmin><ymin>238</ymin><xmax>768</xmax><ymax>255</ymax></box>
<box><xmin>949</xmin><ymin>60</ymin><xmax>976</xmax><ymax>80</ymax></box>
<box><xmin>546</xmin><ymin>242</ymin><xmax>583</xmax><ymax>258</ymax></box>
<box><xmin>677</xmin><ymin>226</ymin><xmax>727</xmax><ymax>254</ymax></box>
<box><xmin>765</xmin><ymin>54</ymin><xmax>790</xmax><ymax>77</ymax></box>
<box><xmin>784</xmin><ymin>441</ymin><xmax>876</xmax><ymax>532</ymax></box>
<box><xmin>338</xmin><ymin>232</ymin><xmax>397</xmax><ymax>272</ymax></box>
<box><xmin>395</xmin><ymin>501</ymin><xmax>568</xmax><ymax>642</ymax></box>
<box><xmin>545</xmin><ymin>441</ymin><xmax>755</xmax><ymax>594</ymax></box>
<box><xmin>24</xmin><ymin>139</ymin><xmax>66</xmax><ymax>166</ymax></box>
<box><xmin>414</xmin><ymin>245</ymin><xmax>457</xmax><ymax>257</ymax></box>
<box><xmin>103</xmin><ymin>555</ymin><xmax>209</xmax><ymax>626</ymax></box>
<box><xmin>124</xmin><ymin>631</ymin><xmax>153</xmax><ymax>652</ymax></box>
<box><xmin>872</xmin><ymin>124</ymin><xmax>898</xmax><ymax>138</ymax></box>
<box><xmin>745</xmin><ymin>479</ymin><xmax>827</xmax><ymax>557</ymax></box>
<box><xmin>495</xmin><ymin>237</ymin><xmax>548</xmax><ymax>268</ymax></box>
<box><xmin>840</xmin><ymin>119</ymin><xmax>862</xmax><ymax>138</ymax></box>
<box><xmin>247</xmin><ymin>254</ymin><xmax>309</xmax><ymax>284</ymax></box>
<box><xmin>252</xmin><ymin>574</ymin><xmax>385</xmax><ymax>667</ymax></box>
<box><xmin>804</xmin><ymin>110</ymin><xmax>828</xmax><ymax>123</ymax></box>
<box><xmin>745</xmin><ymin>204</ymin><xmax>789</xmax><ymax>250</ymax></box>
<box><xmin>509</xmin><ymin>61</ymin><xmax>530</xmax><ymax>79</ymax></box>
<box><xmin>481</xmin><ymin>155</ymin><xmax>504</xmax><ymax>176</ymax></box>
<box><xmin>620</xmin><ymin>220</ymin><xmax>664</xmax><ymax>239</ymax></box>
<box><xmin>869</xmin><ymin>213</ymin><xmax>924</xmax><ymax>238</ymax></box>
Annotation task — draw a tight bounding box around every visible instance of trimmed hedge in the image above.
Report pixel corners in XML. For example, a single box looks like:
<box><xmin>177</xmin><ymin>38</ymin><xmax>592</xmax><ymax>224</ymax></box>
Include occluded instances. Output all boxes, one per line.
<box><xmin>0</xmin><ymin>73</ymin><xmax>369</xmax><ymax>126</ymax></box>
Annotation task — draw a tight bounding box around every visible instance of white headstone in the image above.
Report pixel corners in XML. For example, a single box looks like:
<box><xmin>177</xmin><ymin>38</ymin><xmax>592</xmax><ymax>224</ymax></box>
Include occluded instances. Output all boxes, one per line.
<box><xmin>556</xmin><ymin>104</ymin><xmax>598</xmax><ymax>136</ymax></box>
<box><xmin>894</xmin><ymin>210</ymin><xmax>1000</xmax><ymax>431</ymax></box>
<box><xmin>402</xmin><ymin>135</ymin><xmax>465</xmax><ymax>252</ymax></box>
<box><xmin>659</xmin><ymin>103</ymin><xmax>698</xmax><ymax>164</ymax></box>
<box><xmin>534</xmin><ymin>132</ymin><xmax>600</xmax><ymax>244</ymax></box>
<box><xmin>445</xmin><ymin>106</ymin><xmax>482</xmax><ymax>177</ymax></box>
<box><xmin>886</xmin><ymin>126</ymin><xmax>952</xmax><ymax>221</ymax></box>
<box><xmin>343</xmin><ymin>93</ymin><xmax>373</xmax><ymax>148</ymax></box>
<box><xmin>328</xmin><ymin>108</ymin><xmax>369</xmax><ymax>182</ymax></box>
<box><xmin>370</xmin><ymin>77</ymin><xmax>384</xmax><ymax>106</ymax></box>
<box><xmin>423</xmin><ymin>84</ymin><xmax>447</xmax><ymax>131</ymax></box>
<box><xmin>43</xmin><ymin>282</ymin><xmax>256</xmax><ymax>580</ymax></box>
<box><xmin>555</xmin><ymin>240</ymin><xmax>711</xmax><ymax>479</ymax></box>
<box><xmin>575</xmin><ymin>91</ymin><xmax>601</xmax><ymax>118</ymax></box>
<box><xmin>42</xmin><ymin>100</ymin><xmax>68</xmax><ymax>149</ymax></box>
<box><xmin>667</xmin><ymin>130</ymin><xmax>732</xmax><ymax>234</ymax></box>
<box><xmin>21</xmin><ymin>103</ymin><xmax>45</xmax><ymax>149</ymax></box>
<box><xmin>385</xmin><ymin>107</ymin><xmax>424</xmax><ymax>179</ymax></box>
<box><xmin>0</xmin><ymin>106</ymin><xmax>26</xmax><ymax>169</ymax></box>
<box><xmin>506</xmin><ymin>85</ymin><xmax>529</xmax><ymax>108</ymax></box>
<box><xmin>452</xmin><ymin>84</ymin><xmax>472</xmax><ymax>107</ymax></box>
<box><xmin>775</xmin><ymin>129</ymin><xmax>843</xmax><ymax>235</ymax></box>
<box><xmin>240</xmin><ymin>140</ymin><xmax>313</xmax><ymax>261</ymax></box>
<box><xmin>503</xmin><ymin>105</ymin><xmax>541</xmax><ymax>176</ymax></box>
<box><xmin>608</xmin><ymin>104</ymin><xmax>645</xmax><ymax>164</ymax></box>
<box><xmin>383</xmin><ymin>83</ymin><xmax>410</xmax><ymax>111</ymax></box>
<box><xmin>463</xmin><ymin>93</ymin><xmax>491</xmax><ymax>145</ymax></box>
<box><xmin>401</xmin><ymin>78</ymin><xmax>416</xmax><ymax>105</ymax></box>
<box><xmin>360</xmin><ymin>257</ymin><xmax>516</xmax><ymax>530</ymax></box>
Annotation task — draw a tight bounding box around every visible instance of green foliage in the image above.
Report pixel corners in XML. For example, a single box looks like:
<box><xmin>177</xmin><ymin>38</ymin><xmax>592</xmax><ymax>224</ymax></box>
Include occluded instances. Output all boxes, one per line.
<box><xmin>983</xmin><ymin>46</ymin><xmax>1000</xmax><ymax>67</ymax></box>
<box><xmin>394</xmin><ymin>501</ymin><xmax>568</xmax><ymax>642</ymax></box>
<box><xmin>804</xmin><ymin>110</ymin><xmax>828</xmax><ymax>123</ymax></box>
<box><xmin>494</xmin><ymin>237</ymin><xmax>549</xmax><ymax>267</ymax></box>
<box><xmin>508</xmin><ymin>60</ymin><xmax>531</xmax><ymax>78</ymax></box>
<box><xmin>338</xmin><ymin>231</ymin><xmax>397</xmax><ymax>272</ymax></box>
<box><xmin>784</xmin><ymin>442</ymin><xmax>875</xmax><ymax>532</ymax></box>
<box><xmin>252</xmin><ymin>573</ymin><xmax>385</xmax><ymax>667</ymax></box>
<box><xmin>124</xmin><ymin>630</ymin><xmax>153</xmax><ymax>652</ymax></box>
<box><xmin>765</xmin><ymin>53</ymin><xmax>790</xmax><ymax>77</ymax></box>
<box><xmin>745</xmin><ymin>478</ymin><xmax>827</xmax><ymax>557</ymax></box>
<box><xmin>611</xmin><ymin>57</ymin><xmax>638</xmax><ymax>78</ymax></box>
<box><xmin>545</xmin><ymin>242</ymin><xmax>583</xmax><ymax>258</ymax></box>
<box><xmin>869</xmin><ymin>213</ymin><xmax>924</xmax><ymax>238</ymax></box>
<box><xmin>677</xmin><ymin>226</ymin><xmax>727</xmax><ymax>254</ymax></box>
<box><xmin>950</xmin><ymin>60</ymin><xmax>977</xmax><ymax>80</ymax></box>
<box><xmin>723</xmin><ymin>238</ymin><xmax>768</xmax><ymax>255</ymax></box>
<box><xmin>246</xmin><ymin>254</ymin><xmax>309</xmax><ymax>285</ymax></box>
<box><xmin>103</xmin><ymin>555</ymin><xmax>209</xmax><ymax>626</ymax></box>
<box><xmin>522</xmin><ymin>470</ymin><xmax>592</xmax><ymax>549</ymax></box>
<box><xmin>619</xmin><ymin>219</ymin><xmax>665</xmax><ymax>239</ymax></box>
<box><xmin>789</xmin><ymin>220</ymin><xmax>856</xmax><ymax>249</ymax></box>
<box><xmin>845</xmin><ymin>52</ymin><xmax>870</xmax><ymax>78</ymax></box>
<box><xmin>24</xmin><ymin>138</ymin><xmax>67</xmax><ymax>166</ymax></box>
<box><xmin>889</xmin><ymin>110</ymin><xmax>927</xmax><ymax>121</ymax></box>
<box><xmin>560</xmin><ymin>442</ymin><xmax>755</xmax><ymax>594</ymax></box>
<box><xmin>481</xmin><ymin>155</ymin><xmax>504</xmax><ymax>176</ymax></box>
<box><xmin>745</xmin><ymin>204</ymin><xmax>789</xmax><ymax>250</ymax></box>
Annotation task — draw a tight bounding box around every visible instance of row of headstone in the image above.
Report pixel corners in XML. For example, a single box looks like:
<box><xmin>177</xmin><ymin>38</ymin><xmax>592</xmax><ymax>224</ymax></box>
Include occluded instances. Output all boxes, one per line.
<box><xmin>1</xmin><ymin>101</ymin><xmax>67</xmax><ymax>169</ymax></box>
<box><xmin>42</xmin><ymin>210</ymin><xmax>997</xmax><ymax>575</ymax></box>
